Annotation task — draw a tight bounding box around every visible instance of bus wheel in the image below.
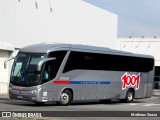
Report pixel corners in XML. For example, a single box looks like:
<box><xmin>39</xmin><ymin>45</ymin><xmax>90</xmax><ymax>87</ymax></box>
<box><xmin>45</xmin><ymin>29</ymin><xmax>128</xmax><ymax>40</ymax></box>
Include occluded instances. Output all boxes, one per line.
<box><xmin>58</xmin><ymin>90</ymin><xmax>72</xmax><ymax>106</ymax></box>
<box><xmin>125</xmin><ymin>89</ymin><xmax>134</xmax><ymax>103</ymax></box>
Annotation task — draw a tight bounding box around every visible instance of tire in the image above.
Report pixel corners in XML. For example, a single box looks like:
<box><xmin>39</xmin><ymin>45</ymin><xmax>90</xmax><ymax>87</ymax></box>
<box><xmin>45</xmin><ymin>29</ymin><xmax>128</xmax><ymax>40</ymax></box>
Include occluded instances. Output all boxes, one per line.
<box><xmin>124</xmin><ymin>89</ymin><xmax>134</xmax><ymax>103</ymax></box>
<box><xmin>58</xmin><ymin>90</ymin><xmax>72</xmax><ymax>106</ymax></box>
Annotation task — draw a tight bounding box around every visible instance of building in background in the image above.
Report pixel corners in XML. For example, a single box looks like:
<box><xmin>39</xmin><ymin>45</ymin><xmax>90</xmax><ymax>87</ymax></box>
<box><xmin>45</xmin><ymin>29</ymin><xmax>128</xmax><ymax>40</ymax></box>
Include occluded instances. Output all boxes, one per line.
<box><xmin>118</xmin><ymin>37</ymin><xmax>160</xmax><ymax>88</ymax></box>
<box><xmin>0</xmin><ymin>0</ymin><xmax>117</xmax><ymax>48</ymax></box>
<box><xmin>0</xmin><ymin>0</ymin><xmax>118</xmax><ymax>94</ymax></box>
<box><xmin>0</xmin><ymin>41</ymin><xmax>14</xmax><ymax>94</ymax></box>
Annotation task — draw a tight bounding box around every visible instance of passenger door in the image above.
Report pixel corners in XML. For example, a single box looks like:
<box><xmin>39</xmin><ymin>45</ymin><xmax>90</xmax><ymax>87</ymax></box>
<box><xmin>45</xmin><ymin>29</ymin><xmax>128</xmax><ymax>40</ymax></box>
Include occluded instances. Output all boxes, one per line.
<box><xmin>41</xmin><ymin>60</ymin><xmax>56</xmax><ymax>102</ymax></box>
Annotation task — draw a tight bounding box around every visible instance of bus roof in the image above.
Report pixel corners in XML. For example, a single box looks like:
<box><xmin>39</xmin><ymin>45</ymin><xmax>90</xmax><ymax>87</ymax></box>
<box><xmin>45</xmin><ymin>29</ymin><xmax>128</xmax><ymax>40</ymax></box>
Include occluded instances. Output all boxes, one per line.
<box><xmin>20</xmin><ymin>43</ymin><xmax>71</xmax><ymax>53</ymax></box>
<box><xmin>20</xmin><ymin>43</ymin><xmax>154</xmax><ymax>59</ymax></box>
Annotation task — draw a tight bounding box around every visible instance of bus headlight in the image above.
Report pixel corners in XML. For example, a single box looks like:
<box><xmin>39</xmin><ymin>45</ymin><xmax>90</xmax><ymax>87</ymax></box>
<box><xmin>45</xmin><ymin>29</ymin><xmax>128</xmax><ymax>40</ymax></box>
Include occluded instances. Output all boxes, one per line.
<box><xmin>31</xmin><ymin>88</ymin><xmax>42</xmax><ymax>93</ymax></box>
<box><xmin>31</xmin><ymin>90</ymin><xmax>37</xmax><ymax>93</ymax></box>
<box><xmin>37</xmin><ymin>88</ymin><xmax>42</xmax><ymax>92</ymax></box>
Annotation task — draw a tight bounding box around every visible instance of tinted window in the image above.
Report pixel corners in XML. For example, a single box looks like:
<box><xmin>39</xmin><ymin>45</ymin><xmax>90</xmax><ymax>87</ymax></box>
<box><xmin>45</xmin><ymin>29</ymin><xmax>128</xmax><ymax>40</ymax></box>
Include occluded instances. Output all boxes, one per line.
<box><xmin>116</xmin><ymin>55</ymin><xmax>154</xmax><ymax>72</ymax></box>
<box><xmin>29</xmin><ymin>54</ymin><xmax>45</xmax><ymax>65</ymax></box>
<box><xmin>10</xmin><ymin>52</ymin><xmax>46</xmax><ymax>87</ymax></box>
<box><xmin>63</xmin><ymin>51</ymin><xmax>154</xmax><ymax>73</ymax></box>
<box><xmin>42</xmin><ymin>60</ymin><xmax>57</xmax><ymax>83</ymax></box>
<box><xmin>41</xmin><ymin>51</ymin><xmax>67</xmax><ymax>83</ymax></box>
<box><xmin>48</xmin><ymin>51</ymin><xmax>67</xmax><ymax>73</ymax></box>
<box><xmin>63</xmin><ymin>52</ymin><xmax>116</xmax><ymax>72</ymax></box>
<box><xmin>155</xmin><ymin>66</ymin><xmax>160</xmax><ymax>76</ymax></box>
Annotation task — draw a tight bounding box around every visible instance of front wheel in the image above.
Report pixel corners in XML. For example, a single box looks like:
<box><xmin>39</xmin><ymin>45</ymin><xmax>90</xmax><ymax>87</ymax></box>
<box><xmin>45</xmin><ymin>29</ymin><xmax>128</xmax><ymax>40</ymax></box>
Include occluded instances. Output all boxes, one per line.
<box><xmin>58</xmin><ymin>90</ymin><xmax>72</xmax><ymax>106</ymax></box>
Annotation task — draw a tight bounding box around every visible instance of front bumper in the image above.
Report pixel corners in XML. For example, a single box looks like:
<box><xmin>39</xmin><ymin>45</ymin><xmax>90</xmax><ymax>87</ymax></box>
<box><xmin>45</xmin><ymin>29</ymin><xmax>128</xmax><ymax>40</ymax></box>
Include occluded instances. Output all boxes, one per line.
<box><xmin>9</xmin><ymin>88</ymin><xmax>42</xmax><ymax>102</ymax></box>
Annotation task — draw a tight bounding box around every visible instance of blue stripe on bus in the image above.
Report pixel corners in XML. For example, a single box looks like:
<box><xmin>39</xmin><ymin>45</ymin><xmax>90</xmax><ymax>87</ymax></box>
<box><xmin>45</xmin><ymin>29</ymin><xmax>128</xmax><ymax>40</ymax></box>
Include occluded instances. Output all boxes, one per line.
<box><xmin>70</xmin><ymin>81</ymin><xmax>111</xmax><ymax>84</ymax></box>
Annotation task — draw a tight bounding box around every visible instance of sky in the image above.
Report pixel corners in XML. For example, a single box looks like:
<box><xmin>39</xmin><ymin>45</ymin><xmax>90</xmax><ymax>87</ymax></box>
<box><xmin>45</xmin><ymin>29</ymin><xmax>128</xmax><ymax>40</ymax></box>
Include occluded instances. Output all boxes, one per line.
<box><xmin>84</xmin><ymin>0</ymin><xmax>160</xmax><ymax>38</ymax></box>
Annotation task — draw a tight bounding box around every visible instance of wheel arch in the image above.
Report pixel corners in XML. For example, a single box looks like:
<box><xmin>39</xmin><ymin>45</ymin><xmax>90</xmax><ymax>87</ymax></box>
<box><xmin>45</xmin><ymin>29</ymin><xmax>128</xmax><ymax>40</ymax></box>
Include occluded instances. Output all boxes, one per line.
<box><xmin>119</xmin><ymin>87</ymin><xmax>135</xmax><ymax>100</ymax></box>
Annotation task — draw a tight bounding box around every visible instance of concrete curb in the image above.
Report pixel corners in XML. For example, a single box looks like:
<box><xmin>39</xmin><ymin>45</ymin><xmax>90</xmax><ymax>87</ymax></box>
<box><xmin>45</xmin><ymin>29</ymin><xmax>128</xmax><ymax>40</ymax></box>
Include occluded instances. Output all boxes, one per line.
<box><xmin>0</xmin><ymin>94</ymin><xmax>9</xmax><ymax>100</ymax></box>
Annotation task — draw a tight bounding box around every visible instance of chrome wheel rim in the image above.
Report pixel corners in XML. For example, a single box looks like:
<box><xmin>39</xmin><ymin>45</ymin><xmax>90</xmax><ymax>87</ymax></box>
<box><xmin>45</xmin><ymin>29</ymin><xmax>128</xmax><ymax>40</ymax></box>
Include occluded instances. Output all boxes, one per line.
<box><xmin>60</xmin><ymin>92</ymin><xmax>69</xmax><ymax>104</ymax></box>
<box><xmin>127</xmin><ymin>92</ymin><xmax>133</xmax><ymax>101</ymax></box>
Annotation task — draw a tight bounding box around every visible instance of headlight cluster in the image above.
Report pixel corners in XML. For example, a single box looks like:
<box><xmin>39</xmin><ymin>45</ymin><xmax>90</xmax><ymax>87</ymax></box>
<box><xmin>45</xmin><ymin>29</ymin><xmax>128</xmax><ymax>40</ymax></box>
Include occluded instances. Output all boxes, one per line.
<box><xmin>31</xmin><ymin>88</ymin><xmax>42</xmax><ymax>93</ymax></box>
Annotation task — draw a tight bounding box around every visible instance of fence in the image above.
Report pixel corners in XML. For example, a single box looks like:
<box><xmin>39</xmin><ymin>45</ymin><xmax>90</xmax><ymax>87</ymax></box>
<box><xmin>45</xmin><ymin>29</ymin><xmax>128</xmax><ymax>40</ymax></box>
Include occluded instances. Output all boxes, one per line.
<box><xmin>0</xmin><ymin>82</ymin><xmax>8</xmax><ymax>94</ymax></box>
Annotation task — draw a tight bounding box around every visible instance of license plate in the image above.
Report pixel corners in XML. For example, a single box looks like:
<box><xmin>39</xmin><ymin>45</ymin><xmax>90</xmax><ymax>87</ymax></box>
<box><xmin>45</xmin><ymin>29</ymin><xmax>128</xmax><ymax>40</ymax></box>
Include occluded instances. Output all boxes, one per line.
<box><xmin>17</xmin><ymin>96</ymin><xmax>23</xmax><ymax>99</ymax></box>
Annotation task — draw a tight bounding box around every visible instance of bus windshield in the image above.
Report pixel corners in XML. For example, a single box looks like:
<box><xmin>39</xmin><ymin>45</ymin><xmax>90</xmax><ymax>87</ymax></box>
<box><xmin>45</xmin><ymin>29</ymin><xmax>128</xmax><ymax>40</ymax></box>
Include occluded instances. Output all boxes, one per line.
<box><xmin>10</xmin><ymin>52</ymin><xmax>46</xmax><ymax>87</ymax></box>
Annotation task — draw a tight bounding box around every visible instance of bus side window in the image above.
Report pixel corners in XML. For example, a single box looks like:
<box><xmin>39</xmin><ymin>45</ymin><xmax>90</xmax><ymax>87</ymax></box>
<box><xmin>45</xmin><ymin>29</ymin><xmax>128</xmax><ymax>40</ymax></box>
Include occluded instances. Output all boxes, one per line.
<box><xmin>48</xmin><ymin>51</ymin><xmax>67</xmax><ymax>73</ymax></box>
<box><xmin>42</xmin><ymin>61</ymin><xmax>56</xmax><ymax>83</ymax></box>
<box><xmin>42</xmin><ymin>51</ymin><xmax>67</xmax><ymax>83</ymax></box>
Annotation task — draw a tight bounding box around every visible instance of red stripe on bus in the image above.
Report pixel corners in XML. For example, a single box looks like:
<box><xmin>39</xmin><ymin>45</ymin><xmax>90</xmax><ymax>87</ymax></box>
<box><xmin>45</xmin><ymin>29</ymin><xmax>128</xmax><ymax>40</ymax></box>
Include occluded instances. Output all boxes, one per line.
<box><xmin>53</xmin><ymin>80</ymin><xmax>70</xmax><ymax>84</ymax></box>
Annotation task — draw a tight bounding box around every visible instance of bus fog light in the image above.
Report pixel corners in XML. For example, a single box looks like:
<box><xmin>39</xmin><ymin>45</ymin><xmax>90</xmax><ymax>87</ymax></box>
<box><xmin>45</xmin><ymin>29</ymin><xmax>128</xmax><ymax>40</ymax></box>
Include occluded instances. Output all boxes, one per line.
<box><xmin>42</xmin><ymin>97</ymin><xmax>48</xmax><ymax>102</ymax></box>
<box><xmin>31</xmin><ymin>88</ymin><xmax>41</xmax><ymax>93</ymax></box>
<box><xmin>31</xmin><ymin>90</ymin><xmax>37</xmax><ymax>93</ymax></box>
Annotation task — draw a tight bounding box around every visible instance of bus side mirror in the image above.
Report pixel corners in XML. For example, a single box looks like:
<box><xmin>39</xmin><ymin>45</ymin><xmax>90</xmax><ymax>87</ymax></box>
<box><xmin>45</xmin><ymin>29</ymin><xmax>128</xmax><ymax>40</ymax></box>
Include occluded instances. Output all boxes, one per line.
<box><xmin>37</xmin><ymin>58</ymin><xmax>56</xmax><ymax>71</ymax></box>
<box><xmin>4</xmin><ymin>56</ymin><xmax>16</xmax><ymax>69</ymax></box>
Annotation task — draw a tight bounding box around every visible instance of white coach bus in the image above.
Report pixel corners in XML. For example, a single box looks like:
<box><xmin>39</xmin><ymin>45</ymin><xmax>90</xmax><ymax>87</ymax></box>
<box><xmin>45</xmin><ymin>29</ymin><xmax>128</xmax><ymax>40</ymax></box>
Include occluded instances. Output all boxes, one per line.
<box><xmin>5</xmin><ymin>43</ymin><xmax>154</xmax><ymax>105</ymax></box>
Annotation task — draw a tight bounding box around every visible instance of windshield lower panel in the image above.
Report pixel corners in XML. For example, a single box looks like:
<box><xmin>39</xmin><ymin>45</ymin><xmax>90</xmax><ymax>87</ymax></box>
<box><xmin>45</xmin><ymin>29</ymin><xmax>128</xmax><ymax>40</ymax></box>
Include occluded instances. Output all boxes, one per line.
<box><xmin>11</xmin><ymin>52</ymin><xmax>46</xmax><ymax>87</ymax></box>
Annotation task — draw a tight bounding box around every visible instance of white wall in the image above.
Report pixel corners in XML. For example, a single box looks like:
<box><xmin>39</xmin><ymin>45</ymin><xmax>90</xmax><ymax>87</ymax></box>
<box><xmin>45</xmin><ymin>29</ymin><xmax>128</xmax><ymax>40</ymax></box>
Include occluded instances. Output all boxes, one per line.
<box><xmin>0</xmin><ymin>0</ymin><xmax>15</xmax><ymax>45</ymax></box>
<box><xmin>0</xmin><ymin>50</ymin><xmax>13</xmax><ymax>93</ymax></box>
<box><xmin>0</xmin><ymin>41</ymin><xmax>14</xmax><ymax>93</ymax></box>
<box><xmin>0</xmin><ymin>0</ymin><xmax>117</xmax><ymax>94</ymax></box>
<box><xmin>118</xmin><ymin>38</ymin><xmax>160</xmax><ymax>66</ymax></box>
<box><xmin>0</xmin><ymin>0</ymin><xmax>117</xmax><ymax>49</ymax></box>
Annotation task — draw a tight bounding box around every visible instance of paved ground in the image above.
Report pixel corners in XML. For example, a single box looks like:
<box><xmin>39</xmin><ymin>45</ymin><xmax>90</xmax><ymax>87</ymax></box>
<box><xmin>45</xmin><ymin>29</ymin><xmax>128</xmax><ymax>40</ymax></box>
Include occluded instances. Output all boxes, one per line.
<box><xmin>0</xmin><ymin>91</ymin><xmax>160</xmax><ymax>120</ymax></box>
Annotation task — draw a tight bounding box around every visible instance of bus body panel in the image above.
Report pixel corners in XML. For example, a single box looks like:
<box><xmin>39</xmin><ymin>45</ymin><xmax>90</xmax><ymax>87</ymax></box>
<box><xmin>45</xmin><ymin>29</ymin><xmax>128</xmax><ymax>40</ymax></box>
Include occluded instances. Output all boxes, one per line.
<box><xmin>147</xmin><ymin>70</ymin><xmax>155</xmax><ymax>97</ymax></box>
<box><xmin>41</xmin><ymin>80</ymin><xmax>55</xmax><ymax>102</ymax></box>
<box><xmin>54</xmin><ymin>70</ymin><xmax>153</xmax><ymax>101</ymax></box>
<box><xmin>58</xmin><ymin>70</ymin><xmax>111</xmax><ymax>100</ymax></box>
